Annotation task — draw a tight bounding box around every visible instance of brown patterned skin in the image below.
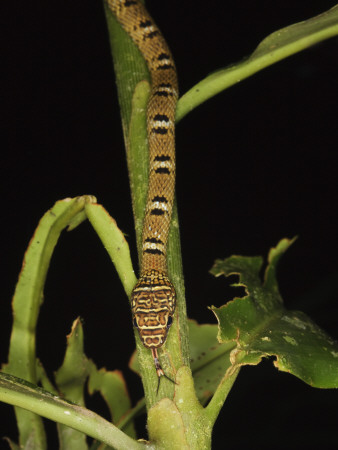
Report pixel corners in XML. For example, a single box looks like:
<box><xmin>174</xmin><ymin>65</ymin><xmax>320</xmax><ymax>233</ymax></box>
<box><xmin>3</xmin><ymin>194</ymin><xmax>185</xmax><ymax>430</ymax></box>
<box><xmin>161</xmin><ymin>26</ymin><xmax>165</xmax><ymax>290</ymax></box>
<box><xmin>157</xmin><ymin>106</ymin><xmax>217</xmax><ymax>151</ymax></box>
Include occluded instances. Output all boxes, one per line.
<box><xmin>106</xmin><ymin>0</ymin><xmax>178</xmax><ymax>377</ymax></box>
<box><xmin>131</xmin><ymin>270</ymin><xmax>175</xmax><ymax>349</ymax></box>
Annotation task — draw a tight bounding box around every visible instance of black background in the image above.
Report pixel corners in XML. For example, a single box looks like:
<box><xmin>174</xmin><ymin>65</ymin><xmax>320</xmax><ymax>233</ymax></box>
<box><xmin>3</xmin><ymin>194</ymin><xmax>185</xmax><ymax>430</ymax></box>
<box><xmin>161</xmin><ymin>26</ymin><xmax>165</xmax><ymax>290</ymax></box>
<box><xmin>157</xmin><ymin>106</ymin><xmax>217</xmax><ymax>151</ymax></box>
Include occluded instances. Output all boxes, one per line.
<box><xmin>1</xmin><ymin>0</ymin><xmax>338</xmax><ymax>448</ymax></box>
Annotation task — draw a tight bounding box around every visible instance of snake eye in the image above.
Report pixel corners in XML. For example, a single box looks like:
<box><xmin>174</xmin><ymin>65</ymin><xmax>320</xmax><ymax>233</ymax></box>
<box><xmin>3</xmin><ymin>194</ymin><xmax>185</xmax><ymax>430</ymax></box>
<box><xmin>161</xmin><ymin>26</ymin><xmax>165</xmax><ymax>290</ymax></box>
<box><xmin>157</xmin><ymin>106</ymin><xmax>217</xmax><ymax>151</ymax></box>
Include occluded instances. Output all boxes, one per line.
<box><xmin>133</xmin><ymin>318</ymin><xmax>138</xmax><ymax>328</ymax></box>
<box><xmin>167</xmin><ymin>316</ymin><xmax>173</xmax><ymax>328</ymax></box>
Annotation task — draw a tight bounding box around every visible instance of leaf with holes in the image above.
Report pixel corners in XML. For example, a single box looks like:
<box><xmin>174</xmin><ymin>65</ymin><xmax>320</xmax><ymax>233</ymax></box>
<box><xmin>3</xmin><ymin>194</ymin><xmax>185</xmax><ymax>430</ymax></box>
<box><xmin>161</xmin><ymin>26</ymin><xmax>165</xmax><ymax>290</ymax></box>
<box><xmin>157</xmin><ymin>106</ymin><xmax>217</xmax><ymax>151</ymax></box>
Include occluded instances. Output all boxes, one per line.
<box><xmin>210</xmin><ymin>238</ymin><xmax>338</xmax><ymax>388</ymax></box>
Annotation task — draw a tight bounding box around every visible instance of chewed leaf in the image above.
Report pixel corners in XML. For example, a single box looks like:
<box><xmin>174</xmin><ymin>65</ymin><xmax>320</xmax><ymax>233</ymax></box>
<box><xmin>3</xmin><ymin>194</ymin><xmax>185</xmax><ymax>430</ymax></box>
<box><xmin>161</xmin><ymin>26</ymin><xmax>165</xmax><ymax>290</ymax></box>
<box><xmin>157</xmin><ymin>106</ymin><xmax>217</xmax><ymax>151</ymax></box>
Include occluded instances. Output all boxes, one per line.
<box><xmin>55</xmin><ymin>318</ymin><xmax>90</xmax><ymax>449</ymax></box>
<box><xmin>2</xmin><ymin>195</ymin><xmax>96</xmax><ymax>449</ymax></box>
<box><xmin>210</xmin><ymin>238</ymin><xmax>338</xmax><ymax>388</ymax></box>
<box><xmin>88</xmin><ymin>362</ymin><xmax>136</xmax><ymax>439</ymax></box>
<box><xmin>55</xmin><ymin>318</ymin><xmax>89</xmax><ymax>406</ymax></box>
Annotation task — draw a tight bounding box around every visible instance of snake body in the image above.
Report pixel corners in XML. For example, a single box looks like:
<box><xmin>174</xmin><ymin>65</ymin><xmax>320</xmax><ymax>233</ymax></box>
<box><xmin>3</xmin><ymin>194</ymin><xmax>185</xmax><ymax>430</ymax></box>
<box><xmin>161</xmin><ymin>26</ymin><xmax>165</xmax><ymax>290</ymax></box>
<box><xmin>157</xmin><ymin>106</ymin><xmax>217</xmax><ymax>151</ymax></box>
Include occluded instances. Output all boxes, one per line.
<box><xmin>106</xmin><ymin>0</ymin><xmax>178</xmax><ymax>379</ymax></box>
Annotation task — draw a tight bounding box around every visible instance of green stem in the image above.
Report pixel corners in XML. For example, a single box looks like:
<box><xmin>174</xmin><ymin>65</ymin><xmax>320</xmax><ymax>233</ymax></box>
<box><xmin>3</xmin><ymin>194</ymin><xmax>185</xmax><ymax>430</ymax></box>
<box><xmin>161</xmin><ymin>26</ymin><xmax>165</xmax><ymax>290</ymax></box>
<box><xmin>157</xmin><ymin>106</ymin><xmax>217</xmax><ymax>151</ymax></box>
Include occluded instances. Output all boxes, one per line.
<box><xmin>176</xmin><ymin>4</ymin><xmax>338</xmax><ymax>122</ymax></box>
<box><xmin>0</xmin><ymin>373</ymin><xmax>145</xmax><ymax>450</ymax></box>
<box><xmin>117</xmin><ymin>398</ymin><xmax>146</xmax><ymax>431</ymax></box>
<box><xmin>103</xmin><ymin>2</ymin><xmax>189</xmax><ymax>409</ymax></box>
<box><xmin>204</xmin><ymin>365</ymin><xmax>241</xmax><ymax>426</ymax></box>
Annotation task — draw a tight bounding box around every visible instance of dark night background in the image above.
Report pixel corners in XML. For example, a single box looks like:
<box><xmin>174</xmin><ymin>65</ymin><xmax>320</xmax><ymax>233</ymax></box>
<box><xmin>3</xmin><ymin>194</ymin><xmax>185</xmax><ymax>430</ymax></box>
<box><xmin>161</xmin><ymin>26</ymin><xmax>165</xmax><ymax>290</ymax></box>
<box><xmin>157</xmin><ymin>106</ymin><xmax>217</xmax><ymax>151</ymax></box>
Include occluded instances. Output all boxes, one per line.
<box><xmin>1</xmin><ymin>0</ymin><xmax>338</xmax><ymax>448</ymax></box>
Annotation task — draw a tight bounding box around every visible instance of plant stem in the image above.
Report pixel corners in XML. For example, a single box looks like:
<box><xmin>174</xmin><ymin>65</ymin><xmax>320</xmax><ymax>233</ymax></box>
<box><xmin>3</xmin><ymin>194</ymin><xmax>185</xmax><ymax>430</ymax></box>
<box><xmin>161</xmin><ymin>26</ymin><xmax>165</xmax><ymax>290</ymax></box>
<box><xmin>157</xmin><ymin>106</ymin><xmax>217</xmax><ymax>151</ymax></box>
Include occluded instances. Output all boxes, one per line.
<box><xmin>176</xmin><ymin>4</ymin><xmax>338</xmax><ymax>122</ymax></box>
<box><xmin>204</xmin><ymin>365</ymin><xmax>241</xmax><ymax>426</ymax></box>
<box><xmin>103</xmin><ymin>2</ymin><xmax>189</xmax><ymax>409</ymax></box>
<box><xmin>0</xmin><ymin>373</ymin><xmax>145</xmax><ymax>450</ymax></box>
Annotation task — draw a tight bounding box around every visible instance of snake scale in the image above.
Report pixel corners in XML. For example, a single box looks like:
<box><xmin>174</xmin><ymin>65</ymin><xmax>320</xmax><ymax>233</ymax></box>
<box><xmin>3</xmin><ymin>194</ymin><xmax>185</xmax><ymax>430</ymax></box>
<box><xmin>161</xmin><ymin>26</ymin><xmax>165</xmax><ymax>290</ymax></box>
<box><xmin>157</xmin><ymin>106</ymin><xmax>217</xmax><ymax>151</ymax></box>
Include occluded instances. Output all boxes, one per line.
<box><xmin>106</xmin><ymin>0</ymin><xmax>178</xmax><ymax>381</ymax></box>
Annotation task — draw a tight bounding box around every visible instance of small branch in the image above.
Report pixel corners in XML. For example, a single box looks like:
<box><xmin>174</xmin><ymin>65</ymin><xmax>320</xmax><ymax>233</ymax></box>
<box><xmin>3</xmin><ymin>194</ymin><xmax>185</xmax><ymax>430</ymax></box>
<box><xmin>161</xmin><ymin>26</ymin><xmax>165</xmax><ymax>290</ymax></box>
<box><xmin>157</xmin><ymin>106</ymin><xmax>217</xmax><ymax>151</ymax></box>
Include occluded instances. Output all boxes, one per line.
<box><xmin>176</xmin><ymin>4</ymin><xmax>338</xmax><ymax>122</ymax></box>
<box><xmin>0</xmin><ymin>373</ymin><xmax>145</xmax><ymax>450</ymax></box>
<box><xmin>117</xmin><ymin>398</ymin><xmax>146</xmax><ymax>431</ymax></box>
<box><xmin>204</xmin><ymin>365</ymin><xmax>241</xmax><ymax>426</ymax></box>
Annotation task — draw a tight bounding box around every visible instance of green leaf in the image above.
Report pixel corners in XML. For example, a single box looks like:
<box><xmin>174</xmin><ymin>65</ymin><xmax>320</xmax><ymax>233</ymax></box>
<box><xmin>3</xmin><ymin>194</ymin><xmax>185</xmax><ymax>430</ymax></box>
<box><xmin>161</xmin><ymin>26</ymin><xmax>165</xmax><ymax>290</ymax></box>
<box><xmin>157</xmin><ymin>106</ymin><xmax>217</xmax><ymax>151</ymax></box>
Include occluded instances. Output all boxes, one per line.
<box><xmin>85</xmin><ymin>203</ymin><xmax>137</xmax><ymax>297</ymax></box>
<box><xmin>176</xmin><ymin>5</ymin><xmax>338</xmax><ymax>121</ymax></box>
<box><xmin>188</xmin><ymin>320</ymin><xmax>234</xmax><ymax>405</ymax></box>
<box><xmin>2</xmin><ymin>195</ymin><xmax>96</xmax><ymax>449</ymax></box>
<box><xmin>0</xmin><ymin>372</ymin><xmax>144</xmax><ymax>450</ymax></box>
<box><xmin>88</xmin><ymin>361</ymin><xmax>136</xmax><ymax>439</ymax></box>
<box><xmin>210</xmin><ymin>238</ymin><xmax>338</xmax><ymax>388</ymax></box>
<box><xmin>36</xmin><ymin>360</ymin><xmax>58</xmax><ymax>395</ymax></box>
<box><xmin>55</xmin><ymin>318</ymin><xmax>89</xmax><ymax>405</ymax></box>
<box><xmin>55</xmin><ymin>318</ymin><xmax>90</xmax><ymax>449</ymax></box>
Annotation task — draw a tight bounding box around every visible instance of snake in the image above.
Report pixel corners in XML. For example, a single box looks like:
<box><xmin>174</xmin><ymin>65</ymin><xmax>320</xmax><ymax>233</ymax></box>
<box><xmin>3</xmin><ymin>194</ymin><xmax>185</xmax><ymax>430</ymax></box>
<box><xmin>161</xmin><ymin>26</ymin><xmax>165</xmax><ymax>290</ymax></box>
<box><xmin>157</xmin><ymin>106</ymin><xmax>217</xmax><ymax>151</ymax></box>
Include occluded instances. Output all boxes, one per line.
<box><xmin>106</xmin><ymin>0</ymin><xmax>178</xmax><ymax>382</ymax></box>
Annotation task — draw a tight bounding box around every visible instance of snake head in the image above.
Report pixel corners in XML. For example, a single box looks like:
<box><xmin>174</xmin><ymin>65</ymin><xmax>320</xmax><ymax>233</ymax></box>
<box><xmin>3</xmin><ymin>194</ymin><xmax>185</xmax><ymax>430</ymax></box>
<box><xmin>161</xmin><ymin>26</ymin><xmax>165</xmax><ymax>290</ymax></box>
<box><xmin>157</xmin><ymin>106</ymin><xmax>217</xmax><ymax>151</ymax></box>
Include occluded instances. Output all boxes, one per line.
<box><xmin>131</xmin><ymin>270</ymin><xmax>176</xmax><ymax>349</ymax></box>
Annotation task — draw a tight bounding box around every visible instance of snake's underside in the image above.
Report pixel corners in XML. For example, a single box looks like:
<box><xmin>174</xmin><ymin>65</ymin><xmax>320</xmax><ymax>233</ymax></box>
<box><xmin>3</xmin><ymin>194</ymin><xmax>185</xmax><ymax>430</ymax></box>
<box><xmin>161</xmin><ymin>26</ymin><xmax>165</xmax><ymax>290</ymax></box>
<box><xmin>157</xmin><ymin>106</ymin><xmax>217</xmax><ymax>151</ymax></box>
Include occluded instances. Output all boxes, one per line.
<box><xmin>106</xmin><ymin>0</ymin><xmax>178</xmax><ymax>379</ymax></box>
